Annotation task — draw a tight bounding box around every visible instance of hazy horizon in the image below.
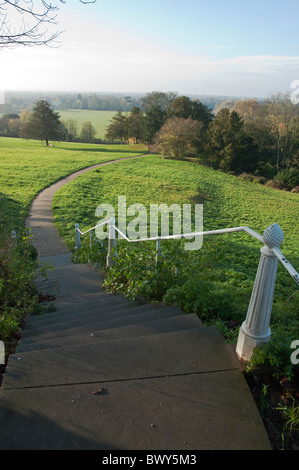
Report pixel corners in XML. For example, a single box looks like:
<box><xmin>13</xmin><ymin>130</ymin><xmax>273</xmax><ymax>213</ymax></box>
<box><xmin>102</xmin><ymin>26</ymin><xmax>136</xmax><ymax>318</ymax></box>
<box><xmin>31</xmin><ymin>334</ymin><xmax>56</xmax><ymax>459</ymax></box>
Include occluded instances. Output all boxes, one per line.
<box><xmin>1</xmin><ymin>0</ymin><xmax>299</xmax><ymax>99</ymax></box>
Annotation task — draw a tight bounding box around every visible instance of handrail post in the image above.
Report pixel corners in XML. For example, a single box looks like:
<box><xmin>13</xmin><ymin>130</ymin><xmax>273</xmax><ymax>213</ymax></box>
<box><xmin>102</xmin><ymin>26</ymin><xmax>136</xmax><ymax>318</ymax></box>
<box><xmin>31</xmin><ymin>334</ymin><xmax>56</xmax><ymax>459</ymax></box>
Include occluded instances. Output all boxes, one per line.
<box><xmin>236</xmin><ymin>224</ymin><xmax>284</xmax><ymax>362</ymax></box>
<box><xmin>156</xmin><ymin>239</ymin><xmax>162</xmax><ymax>264</ymax></box>
<box><xmin>11</xmin><ymin>230</ymin><xmax>17</xmax><ymax>246</ymax></box>
<box><xmin>75</xmin><ymin>223</ymin><xmax>81</xmax><ymax>250</ymax></box>
<box><xmin>106</xmin><ymin>217</ymin><xmax>117</xmax><ymax>267</ymax></box>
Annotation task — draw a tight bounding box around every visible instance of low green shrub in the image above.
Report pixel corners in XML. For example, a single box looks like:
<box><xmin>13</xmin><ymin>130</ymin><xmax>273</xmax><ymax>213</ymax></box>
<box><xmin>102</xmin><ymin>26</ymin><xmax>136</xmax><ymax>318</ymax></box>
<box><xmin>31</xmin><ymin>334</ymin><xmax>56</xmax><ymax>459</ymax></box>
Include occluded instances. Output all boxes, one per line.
<box><xmin>0</xmin><ymin>228</ymin><xmax>43</xmax><ymax>356</ymax></box>
<box><xmin>100</xmin><ymin>237</ymin><xmax>298</xmax><ymax>379</ymax></box>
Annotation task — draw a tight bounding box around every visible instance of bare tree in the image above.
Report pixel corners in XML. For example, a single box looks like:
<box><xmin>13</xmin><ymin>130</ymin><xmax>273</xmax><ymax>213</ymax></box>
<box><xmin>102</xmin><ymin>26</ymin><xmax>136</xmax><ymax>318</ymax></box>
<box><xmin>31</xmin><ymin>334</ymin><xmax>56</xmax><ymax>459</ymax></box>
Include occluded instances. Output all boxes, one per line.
<box><xmin>0</xmin><ymin>0</ymin><xmax>96</xmax><ymax>48</ymax></box>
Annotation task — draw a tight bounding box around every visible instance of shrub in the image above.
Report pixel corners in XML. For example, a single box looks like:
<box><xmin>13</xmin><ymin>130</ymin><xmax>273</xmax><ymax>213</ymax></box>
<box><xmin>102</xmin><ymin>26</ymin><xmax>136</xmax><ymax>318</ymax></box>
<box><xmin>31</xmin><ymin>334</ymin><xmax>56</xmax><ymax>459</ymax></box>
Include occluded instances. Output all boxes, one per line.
<box><xmin>0</xmin><ymin>228</ymin><xmax>42</xmax><ymax>357</ymax></box>
<box><xmin>274</xmin><ymin>168</ymin><xmax>299</xmax><ymax>191</ymax></box>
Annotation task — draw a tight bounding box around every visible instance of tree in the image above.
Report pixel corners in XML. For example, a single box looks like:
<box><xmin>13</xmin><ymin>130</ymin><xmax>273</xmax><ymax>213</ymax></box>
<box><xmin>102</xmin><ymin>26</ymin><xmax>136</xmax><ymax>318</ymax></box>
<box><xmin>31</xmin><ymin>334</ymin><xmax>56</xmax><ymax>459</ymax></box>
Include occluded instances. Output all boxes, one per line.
<box><xmin>64</xmin><ymin>119</ymin><xmax>78</xmax><ymax>141</ymax></box>
<box><xmin>264</xmin><ymin>93</ymin><xmax>299</xmax><ymax>169</ymax></box>
<box><xmin>142</xmin><ymin>105</ymin><xmax>166</xmax><ymax>144</ymax></box>
<box><xmin>23</xmin><ymin>100</ymin><xmax>64</xmax><ymax>146</ymax></box>
<box><xmin>167</xmin><ymin>96</ymin><xmax>213</xmax><ymax>130</ymax></box>
<box><xmin>155</xmin><ymin>118</ymin><xmax>203</xmax><ymax>159</ymax></box>
<box><xmin>203</xmin><ymin>109</ymin><xmax>260</xmax><ymax>173</ymax></box>
<box><xmin>231</xmin><ymin>99</ymin><xmax>263</xmax><ymax>124</ymax></box>
<box><xmin>0</xmin><ymin>0</ymin><xmax>97</xmax><ymax>48</ymax></box>
<box><xmin>127</xmin><ymin>107</ymin><xmax>144</xmax><ymax>144</ymax></box>
<box><xmin>80</xmin><ymin>121</ymin><xmax>96</xmax><ymax>143</ymax></box>
<box><xmin>140</xmin><ymin>91</ymin><xmax>177</xmax><ymax>112</ymax></box>
<box><xmin>105</xmin><ymin>111</ymin><xmax>128</xmax><ymax>143</ymax></box>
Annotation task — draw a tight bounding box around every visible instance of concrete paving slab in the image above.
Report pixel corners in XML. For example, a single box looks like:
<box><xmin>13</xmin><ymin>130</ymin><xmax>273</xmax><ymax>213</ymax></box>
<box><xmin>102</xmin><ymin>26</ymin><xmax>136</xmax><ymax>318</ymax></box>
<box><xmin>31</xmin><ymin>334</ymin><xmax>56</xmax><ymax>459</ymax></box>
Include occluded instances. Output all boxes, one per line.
<box><xmin>16</xmin><ymin>314</ymin><xmax>203</xmax><ymax>353</ymax></box>
<box><xmin>2</xmin><ymin>327</ymin><xmax>239</xmax><ymax>389</ymax></box>
<box><xmin>0</xmin><ymin>372</ymin><xmax>271</xmax><ymax>450</ymax></box>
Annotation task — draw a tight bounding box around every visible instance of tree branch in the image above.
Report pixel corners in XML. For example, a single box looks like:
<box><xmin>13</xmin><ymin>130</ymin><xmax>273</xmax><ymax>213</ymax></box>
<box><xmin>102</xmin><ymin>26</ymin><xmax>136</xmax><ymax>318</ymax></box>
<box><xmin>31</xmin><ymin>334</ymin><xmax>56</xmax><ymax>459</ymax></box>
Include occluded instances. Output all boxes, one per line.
<box><xmin>0</xmin><ymin>0</ymin><xmax>97</xmax><ymax>48</ymax></box>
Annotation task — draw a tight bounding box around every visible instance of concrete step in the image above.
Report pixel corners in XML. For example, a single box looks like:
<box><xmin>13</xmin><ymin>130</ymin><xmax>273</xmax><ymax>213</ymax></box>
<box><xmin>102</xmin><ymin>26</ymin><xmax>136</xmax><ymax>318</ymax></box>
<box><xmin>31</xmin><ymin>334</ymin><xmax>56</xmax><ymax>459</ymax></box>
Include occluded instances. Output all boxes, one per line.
<box><xmin>22</xmin><ymin>304</ymin><xmax>183</xmax><ymax>339</ymax></box>
<box><xmin>40</xmin><ymin>290</ymin><xmax>130</xmax><ymax>311</ymax></box>
<box><xmin>25</xmin><ymin>296</ymin><xmax>137</xmax><ymax>328</ymax></box>
<box><xmin>16</xmin><ymin>313</ymin><xmax>203</xmax><ymax>353</ymax></box>
<box><xmin>3</xmin><ymin>327</ymin><xmax>238</xmax><ymax>389</ymax></box>
<box><xmin>22</xmin><ymin>302</ymin><xmax>130</xmax><ymax>339</ymax></box>
<box><xmin>0</xmin><ymin>369</ymin><xmax>271</xmax><ymax>450</ymax></box>
<box><xmin>37</xmin><ymin>263</ymin><xmax>105</xmax><ymax>299</ymax></box>
<box><xmin>18</xmin><ymin>306</ymin><xmax>184</xmax><ymax>345</ymax></box>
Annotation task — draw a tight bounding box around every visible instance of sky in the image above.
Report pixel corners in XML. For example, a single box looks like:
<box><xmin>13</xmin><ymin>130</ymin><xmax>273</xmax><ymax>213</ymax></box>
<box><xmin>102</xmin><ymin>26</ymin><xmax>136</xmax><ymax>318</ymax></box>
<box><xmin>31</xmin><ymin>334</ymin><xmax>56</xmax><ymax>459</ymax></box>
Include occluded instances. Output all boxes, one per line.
<box><xmin>1</xmin><ymin>0</ymin><xmax>299</xmax><ymax>98</ymax></box>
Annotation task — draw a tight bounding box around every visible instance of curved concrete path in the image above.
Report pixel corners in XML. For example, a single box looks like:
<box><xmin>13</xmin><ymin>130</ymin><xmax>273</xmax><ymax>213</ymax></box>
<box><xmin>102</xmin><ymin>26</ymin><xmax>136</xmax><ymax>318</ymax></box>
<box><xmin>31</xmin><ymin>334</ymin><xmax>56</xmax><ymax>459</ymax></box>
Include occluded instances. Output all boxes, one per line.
<box><xmin>25</xmin><ymin>154</ymin><xmax>147</xmax><ymax>259</ymax></box>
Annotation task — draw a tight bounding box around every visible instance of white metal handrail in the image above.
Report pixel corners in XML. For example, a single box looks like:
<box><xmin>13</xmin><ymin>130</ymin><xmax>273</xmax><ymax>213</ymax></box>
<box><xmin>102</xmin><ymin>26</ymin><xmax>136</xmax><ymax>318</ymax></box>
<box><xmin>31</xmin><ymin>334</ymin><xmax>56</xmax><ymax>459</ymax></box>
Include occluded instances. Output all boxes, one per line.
<box><xmin>75</xmin><ymin>218</ymin><xmax>298</xmax><ymax>362</ymax></box>
<box><xmin>113</xmin><ymin>224</ymin><xmax>264</xmax><ymax>244</ymax></box>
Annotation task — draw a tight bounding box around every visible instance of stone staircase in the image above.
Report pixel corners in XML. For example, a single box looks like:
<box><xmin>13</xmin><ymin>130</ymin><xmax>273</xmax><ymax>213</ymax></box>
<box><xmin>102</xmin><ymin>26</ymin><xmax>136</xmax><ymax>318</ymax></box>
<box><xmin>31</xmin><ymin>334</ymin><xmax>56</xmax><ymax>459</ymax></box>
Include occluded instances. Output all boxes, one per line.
<box><xmin>0</xmin><ymin>253</ymin><xmax>272</xmax><ymax>450</ymax></box>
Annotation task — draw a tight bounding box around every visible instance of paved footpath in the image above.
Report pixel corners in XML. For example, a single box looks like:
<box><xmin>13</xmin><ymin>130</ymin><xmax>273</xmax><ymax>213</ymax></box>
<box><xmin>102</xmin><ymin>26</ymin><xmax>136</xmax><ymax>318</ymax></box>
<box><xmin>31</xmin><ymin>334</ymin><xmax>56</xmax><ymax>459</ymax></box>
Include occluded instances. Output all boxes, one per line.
<box><xmin>0</xmin><ymin>155</ymin><xmax>272</xmax><ymax>450</ymax></box>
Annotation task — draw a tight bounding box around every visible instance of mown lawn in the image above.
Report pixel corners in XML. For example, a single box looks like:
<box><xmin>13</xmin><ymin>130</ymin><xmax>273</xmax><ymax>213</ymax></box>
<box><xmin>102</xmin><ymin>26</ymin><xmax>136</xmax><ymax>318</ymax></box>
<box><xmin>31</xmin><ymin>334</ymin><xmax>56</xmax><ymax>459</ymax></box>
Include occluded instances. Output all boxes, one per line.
<box><xmin>53</xmin><ymin>154</ymin><xmax>299</xmax><ymax>258</ymax></box>
<box><xmin>0</xmin><ymin>137</ymin><xmax>148</xmax><ymax>227</ymax></box>
<box><xmin>57</xmin><ymin>109</ymin><xmax>116</xmax><ymax>139</ymax></box>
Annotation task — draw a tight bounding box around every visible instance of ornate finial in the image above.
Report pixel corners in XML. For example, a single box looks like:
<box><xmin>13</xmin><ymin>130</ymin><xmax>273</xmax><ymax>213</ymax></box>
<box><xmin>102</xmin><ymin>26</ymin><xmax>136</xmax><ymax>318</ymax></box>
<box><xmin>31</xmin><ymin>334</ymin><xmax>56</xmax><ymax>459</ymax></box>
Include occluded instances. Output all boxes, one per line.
<box><xmin>263</xmin><ymin>223</ymin><xmax>284</xmax><ymax>248</ymax></box>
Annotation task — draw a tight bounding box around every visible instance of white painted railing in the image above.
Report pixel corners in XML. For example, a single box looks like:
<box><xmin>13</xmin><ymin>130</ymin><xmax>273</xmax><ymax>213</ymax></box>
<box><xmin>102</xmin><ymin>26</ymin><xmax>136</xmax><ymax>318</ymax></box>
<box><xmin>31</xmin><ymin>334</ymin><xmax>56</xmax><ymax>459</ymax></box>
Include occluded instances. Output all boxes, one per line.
<box><xmin>75</xmin><ymin>219</ymin><xmax>299</xmax><ymax>362</ymax></box>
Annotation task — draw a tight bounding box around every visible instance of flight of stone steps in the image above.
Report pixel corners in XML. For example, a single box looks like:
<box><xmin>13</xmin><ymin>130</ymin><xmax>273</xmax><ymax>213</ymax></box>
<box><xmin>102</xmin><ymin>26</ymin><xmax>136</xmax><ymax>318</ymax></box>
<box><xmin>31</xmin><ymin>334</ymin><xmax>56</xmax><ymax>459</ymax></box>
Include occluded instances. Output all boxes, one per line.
<box><xmin>0</xmin><ymin>257</ymin><xmax>271</xmax><ymax>450</ymax></box>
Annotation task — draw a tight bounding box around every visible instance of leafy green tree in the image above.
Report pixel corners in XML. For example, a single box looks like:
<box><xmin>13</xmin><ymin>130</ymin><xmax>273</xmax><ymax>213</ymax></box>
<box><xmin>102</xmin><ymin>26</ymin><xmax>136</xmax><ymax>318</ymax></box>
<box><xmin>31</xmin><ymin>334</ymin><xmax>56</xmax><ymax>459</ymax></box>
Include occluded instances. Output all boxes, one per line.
<box><xmin>127</xmin><ymin>107</ymin><xmax>144</xmax><ymax>143</ymax></box>
<box><xmin>80</xmin><ymin>121</ymin><xmax>96</xmax><ymax>143</ymax></box>
<box><xmin>203</xmin><ymin>109</ymin><xmax>260</xmax><ymax>173</ymax></box>
<box><xmin>140</xmin><ymin>91</ymin><xmax>177</xmax><ymax>112</ymax></box>
<box><xmin>23</xmin><ymin>100</ymin><xmax>64</xmax><ymax>146</ymax></box>
<box><xmin>105</xmin><ymin>111</ymin><xmax>128</xmax><ymax>143</ymax></box>
<box><xmin>64</xmin><ymin>119</ymin><xmax>78</xmax><ymax>142</ymax></box>
<box><xmin>167</xmin><ymin>96</ymin><xmax>213</xmax><ymax>130</ymax></box>
<box><xmin>142</xmin><ymin>105</ymin><xmax>166</xmax><ymax>143</ymax></box>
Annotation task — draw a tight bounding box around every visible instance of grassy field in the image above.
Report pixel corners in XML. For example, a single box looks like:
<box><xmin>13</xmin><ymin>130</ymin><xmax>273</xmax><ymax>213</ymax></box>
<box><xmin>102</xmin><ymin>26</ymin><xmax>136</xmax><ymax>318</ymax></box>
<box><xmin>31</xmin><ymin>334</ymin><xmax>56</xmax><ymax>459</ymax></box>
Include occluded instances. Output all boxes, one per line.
<box><xmin>57</xmin><ymin>110</ymin><xmax>117</xmax><ymax>139</ymax></box>
<box><xmin>0</xmin><ymin>137</ymin><xmax>148</xmax><ymax>227</ymax></box>
<box><xmin>53</xmin><ymin>154</ymin><xmax>299</xmax><ymax>257</ymax></box>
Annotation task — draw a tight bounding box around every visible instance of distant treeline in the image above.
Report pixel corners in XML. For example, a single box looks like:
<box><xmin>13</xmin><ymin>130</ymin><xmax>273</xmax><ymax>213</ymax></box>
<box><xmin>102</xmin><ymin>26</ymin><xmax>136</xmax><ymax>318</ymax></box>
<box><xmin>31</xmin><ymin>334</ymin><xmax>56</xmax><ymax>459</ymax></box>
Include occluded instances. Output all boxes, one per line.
<box><xmin>0</xmin><ymin>91</ymin><xmax>235</xmax><ymax>114</ymax></box>
<box><xmin>104</xmin><ymin>91</ymin><xmax>299</xmax><ymax>191</ymax></box>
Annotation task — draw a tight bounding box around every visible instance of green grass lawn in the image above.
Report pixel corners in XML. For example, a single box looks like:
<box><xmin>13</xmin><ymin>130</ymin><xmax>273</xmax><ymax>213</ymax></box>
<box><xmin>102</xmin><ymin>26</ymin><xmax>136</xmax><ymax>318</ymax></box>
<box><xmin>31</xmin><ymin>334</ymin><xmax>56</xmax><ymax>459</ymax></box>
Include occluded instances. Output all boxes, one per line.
<box><xmin>0</xmin><ymin>137</ymin><xmax>148</xmax><ymax>227</ymax></box>
<box><xmin>53</xmin><ymin>154</ymin><xmax>299</xmax><ymax>258</ymax></box>
<box><xmin>57</xmin><ymin>110</ymin><xmax>117</xmax><ymax>139</ymax></box>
